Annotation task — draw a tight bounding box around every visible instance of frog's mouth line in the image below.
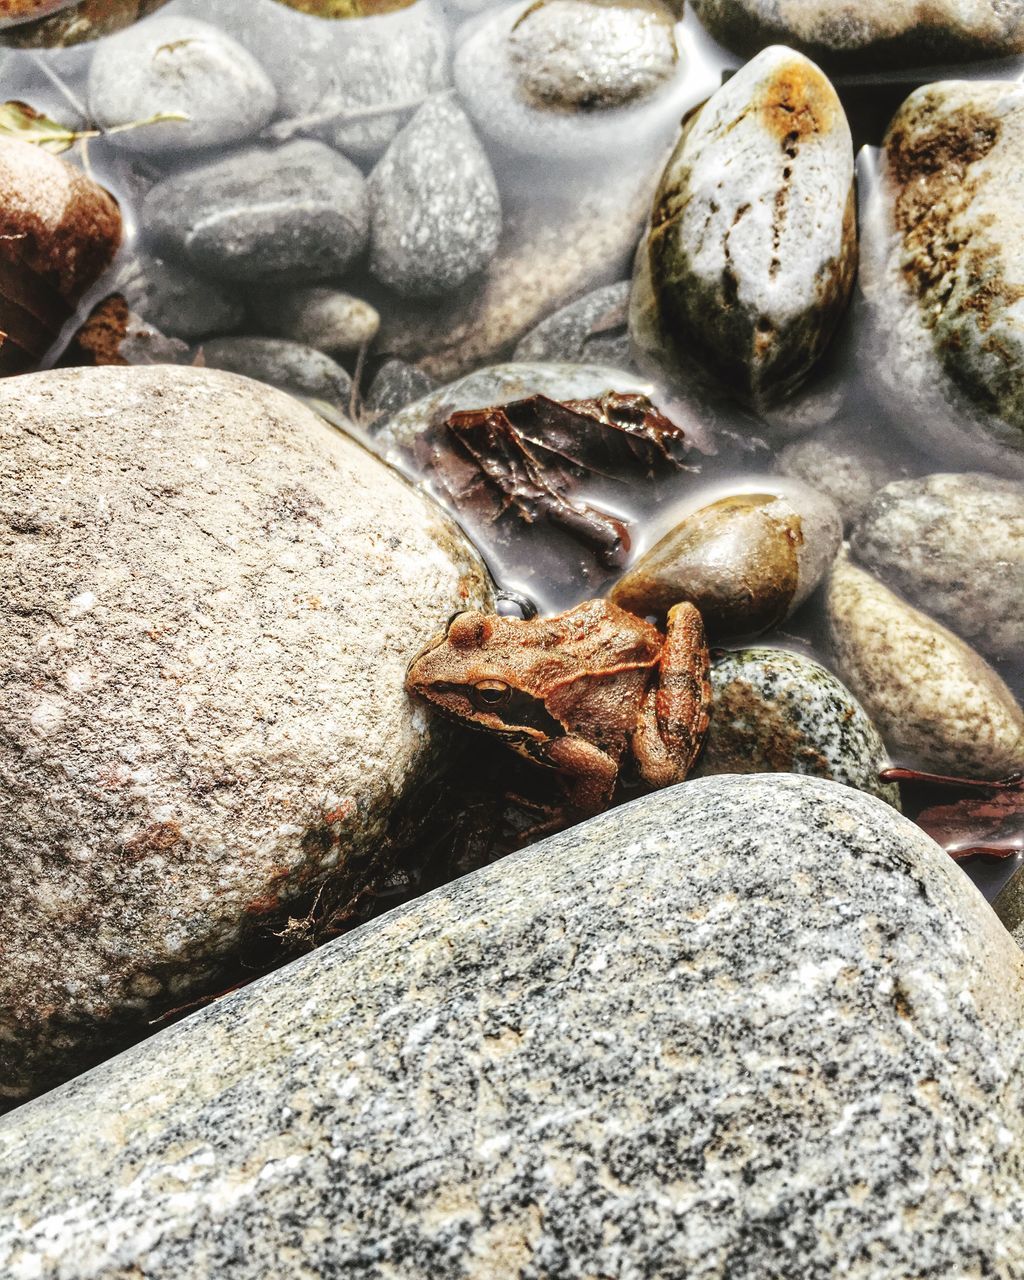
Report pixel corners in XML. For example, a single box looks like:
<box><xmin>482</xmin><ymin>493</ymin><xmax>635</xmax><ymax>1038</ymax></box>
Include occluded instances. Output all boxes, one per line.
<box><xmin>417</xmin><ymin>681</ymin><xmax>566</xmax><ymax>742</ymax></box>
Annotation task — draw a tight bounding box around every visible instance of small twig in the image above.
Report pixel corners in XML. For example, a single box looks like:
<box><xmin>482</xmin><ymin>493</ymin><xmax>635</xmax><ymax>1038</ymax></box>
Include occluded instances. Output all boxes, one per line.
<box><xmin>29</xmin><ymin>51</ymin><xmax>88</xmax><ymax>119</ymax></box>
<box><xmin>264</xmin><ymin>96</ymin><xmax>426</xmax><ymax>142</ymax></box>
<box><xmin>880</xmin><ymin>767</ymin><xmax>1023</xmax><ymax>791</ymax></box>
<box><xmin>349</xmin><ymin>337</ymin><xmax>369</xmax><ymax>421</ymax></box>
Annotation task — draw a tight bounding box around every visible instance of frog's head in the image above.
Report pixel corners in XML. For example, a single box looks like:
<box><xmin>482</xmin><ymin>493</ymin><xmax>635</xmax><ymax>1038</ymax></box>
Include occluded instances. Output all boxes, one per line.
<box><xmin>405</xmin><ymin>610</ymin><xmax>565</xmax><ymax>751</ymax></box>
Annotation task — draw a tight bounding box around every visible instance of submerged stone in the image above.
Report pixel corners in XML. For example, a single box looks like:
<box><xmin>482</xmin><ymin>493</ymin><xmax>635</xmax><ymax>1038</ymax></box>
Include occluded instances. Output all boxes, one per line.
<box><xmin>198</xmin><ymin>336</ymin><xmax>354</xmax><ymax>406</ymax></box>
<box><xmin>861</xmin><ymin>81</ymin><xmax>1024</xmax><ymax>477</ymax></box>
<box><xmin>1</xmin><ymin>776</ymin><xmax>1022</xmax><ymax>1275</ymax></box>
<box><xmin>641</xmin><ymin>44</ymin><xmax>856</xmax><ymax>411</ymax></box>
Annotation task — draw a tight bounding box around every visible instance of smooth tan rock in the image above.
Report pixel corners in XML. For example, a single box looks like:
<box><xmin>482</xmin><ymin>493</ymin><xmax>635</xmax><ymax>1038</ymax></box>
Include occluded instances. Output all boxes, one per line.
<box><xmin>611</xmin><ymin>484</ymin><xmax>841</xmax><ymax>637</ymax></box>
<box><xmin>0</xmin><ymin>364</ymin><xmax>491</xmax><ymax>1107</ymax></box>
<box><xmin>826</xmin><ymin>551</ymin><xmax>1024</xmax><ymax>779</ymax></box>
<box><xmin>641</xmin><ymin>45</ymin><xmax>856</xmax><ymax>411</ymax></box>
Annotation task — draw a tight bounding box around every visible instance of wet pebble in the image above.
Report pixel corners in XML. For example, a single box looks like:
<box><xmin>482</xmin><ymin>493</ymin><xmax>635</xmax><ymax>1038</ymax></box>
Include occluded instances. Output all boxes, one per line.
<box><xmin>368</xmin><ymin>94</ymin><xmax>501</xmax><ymax>298</ymax></box>
<box><xmin>455</xmin><ymin>0</ymin><xmax>686</xmax><ymax>159</ymax></box>
<box><xmin>118</xmin><ymin>254</ymin><xmax>244</xmax><ymax>342</ymax></box>
<box><xmin>0</xmin><ymin>0</ymin><xmax>168</xmax><ymax>46</ymax></box>
<box><xmin>777</xmin><ymin>421</ymin><xmax>912</xmax><ymax>530</ymax></box>
<box><xmin>690</xmin><ymin>0</ymin><xmax>1024</xmax><ymax>69</ymax></box>
<box><xmin>365</xmin><ymin>359</ymin><xmax>439</xmax><ymax>420</ymax></box>
<box><xmin>248</xmin><ymin>286</ymin><xmax>380</xmax><ymax>355</ymax></box>
<box><xmin>611</xmin><ymin>484</ymin><xmax>841</xmax><ymax>638</ymax></box>
<box><xmin>199</xmin><ymin>336</ymin><xmax>353</xmax><ymax>407</ymax></box>
<box><xmin>87</xmin><ymin>16</ymin><xmax>277</xmax><ymax>154</ymax></box>
<box><xmin>143</xmin><ymin>140</ymin><xmax>369</xmax><ymax>284</ymax></box>
<box><xmin>826</xmin><ymin>550</ymin><xmax>1024</xmax><ymax>779</ymax></box>
<box><xmin>641</xmin><ymin>45</ymin><xmax>856</xmax><ymax>411</ymax></box>
<box><xmin>861</xmin><ymin>81</ymin><xmax>1024</xmax><ymax>478</ymax></box>
<box><xmin>514</xmin><ymin>281</ymin><xmax>632</xmax><ymax>367</ymax></box>
<box><xmin>850</xmin><ymin>472</ymin><xmax>1024</xmax><ymax>663</ymax></box>
<box><xmin>693</xmin><ymin>646</ymin><xmax>899</xmax><ymax>807</ymax></box>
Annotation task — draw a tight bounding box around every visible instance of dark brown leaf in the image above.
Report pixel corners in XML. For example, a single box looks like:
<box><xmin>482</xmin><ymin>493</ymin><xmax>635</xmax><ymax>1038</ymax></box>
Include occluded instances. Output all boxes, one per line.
<box><xmin>412</xmin><ymin>391</ymin><xmax>691</xmax><ymax>569</ymax></box>
<box><xmin>881</xmin><ymin>768</ymin><xmax>1024</xmax><ymax>859</ymax></box>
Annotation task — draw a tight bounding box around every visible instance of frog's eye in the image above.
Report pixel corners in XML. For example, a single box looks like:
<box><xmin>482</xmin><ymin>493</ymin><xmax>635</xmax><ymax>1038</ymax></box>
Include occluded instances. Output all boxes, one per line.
<box><xmin>472</xmin><ymin>680</ymin><xmax>511</xmax><ymax>708</ymax></box>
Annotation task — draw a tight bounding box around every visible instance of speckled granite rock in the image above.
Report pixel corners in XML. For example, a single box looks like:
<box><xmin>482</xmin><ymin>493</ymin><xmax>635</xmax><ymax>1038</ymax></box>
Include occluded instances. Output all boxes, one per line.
<box><xmin>198</xmin><ymin>336</ymin><xmax>353</xmax><ymax>406</ymax></box>
<box><xmin>514</xmin><ymin>281</ymin><xmax>632</xmax><ymax>366</ymax></box>
<box><xmin>0</xmin><ymin>364</ymin><xmax>491</xmax><ymax>1107</ymax></box>
<box><xmin>2</xmin><ymin>775</ymin><xmax>1023</xmax><ymax>1277</ymax></box>
<box><xmin>368</xmin><ymin>94</ymin><xmax>501</xmax><ymax>298</ymax></box>
<box><xmin>643</xmin><ymin>45</ymin><xmax>856</xmax><ymax>411</ymax></box>
<box><xmin>694</xmin><ymin>647</ymin><xmax>899</xmax><ymax>805</ymax></box>
<box><xmin>860</xmin><ymin>82</ymin><xmax>1024</xmax><ymax>477</ymax></box>
<box><xmin>826</xmin><ymin>550</ymin><xmax>1024</xmax><ymax>779</ymax></box>
<box><xmin>611</xmin><ymin>483</ymin><xmax>841</xmax><ymax>638</ymax></box>
<box><xmin>455</xmin><ymin>0</ymin><xmax>686</xmax><ymax>159</ymax></box>
<box><xmin>365</xmin><ymin>358</ymin><xmax>438</xmax><ymax>419</ymax></box>
<box><xmin>142</xmin><ymin>140</ymin><xmax>368</xmax><ymax>284</ymax></box>
<box><xmin>117</xmin><ymin>254</ymin><xmax>244</xmax><ymax>341</ymax></box>
<box><xmin>88</xmin><ymin>15</ymin><xmax>277</xmax><ymax>154</ymax></box>
<box><xmin>851</xmin><ymin>472</ymin><xmax>1024</xmax><ymax>662</ymax></box>
<box><xmin>690</xmin><ymin>0</ymin><xmax>1024</xmax><ymax>69</ymax></box>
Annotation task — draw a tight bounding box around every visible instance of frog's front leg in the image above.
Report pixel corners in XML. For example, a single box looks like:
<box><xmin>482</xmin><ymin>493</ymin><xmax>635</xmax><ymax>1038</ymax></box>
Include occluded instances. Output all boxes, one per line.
<box><xmin>633</xmin><ymin>601</ymin><xmax>712</xmax><ymax>789</ymax></box>
<box><xmin>536</xmin><ymin>734</ymin><xmax>619</xmax><ymax>816</ymax></box>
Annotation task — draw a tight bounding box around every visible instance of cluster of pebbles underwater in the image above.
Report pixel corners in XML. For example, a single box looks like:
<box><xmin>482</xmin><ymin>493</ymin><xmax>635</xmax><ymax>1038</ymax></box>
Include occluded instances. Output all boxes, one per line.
<box><xmin>2</xmin><ymin>0</ymin><xmax>1024</xmax><ymax>1275</ymax></box>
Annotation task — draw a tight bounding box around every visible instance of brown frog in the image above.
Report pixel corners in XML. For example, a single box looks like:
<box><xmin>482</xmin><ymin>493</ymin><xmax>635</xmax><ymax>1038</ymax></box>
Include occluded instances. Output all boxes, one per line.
<box><xmin>405</xmin><ymin>598</ymin><xmax>712</xmax><ymax>821</ymax></box>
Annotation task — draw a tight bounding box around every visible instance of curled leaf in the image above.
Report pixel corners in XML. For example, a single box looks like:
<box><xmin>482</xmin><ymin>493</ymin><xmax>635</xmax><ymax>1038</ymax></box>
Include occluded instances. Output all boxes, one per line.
<box><xmin>0</xmin><ymin>99</ymin><xmax>189</xmax><ymax>153</ymax></box>
<box><xmin>412</xmin><ymin>391</ymin><xmax>691</xmax><ymax>568</ymax></box>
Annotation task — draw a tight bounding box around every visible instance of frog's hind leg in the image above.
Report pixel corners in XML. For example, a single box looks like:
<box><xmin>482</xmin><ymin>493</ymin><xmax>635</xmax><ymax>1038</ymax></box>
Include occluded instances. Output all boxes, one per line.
<box><xmin>634</xmin><ymin>601</ymin><xmax>712</xmax><ymax>790</ymax></box>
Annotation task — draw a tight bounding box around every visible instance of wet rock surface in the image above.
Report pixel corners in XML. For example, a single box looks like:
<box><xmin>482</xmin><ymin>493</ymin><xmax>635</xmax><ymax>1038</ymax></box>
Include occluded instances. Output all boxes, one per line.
<box><xmin>643</xmin><ymin>45</ymin><xmax>857</xmax><ymax>411</ymax></box>
<box><xmin>0</xmin><ymin>364</ymin><xmax>491</xmax><ymax>1106</ymax></box>
<box><xmin>143</xmin><ymin>139</ymin><xmax>369</xmax><ymax>284</ymax></box>
<box><xmin>861</xmin><ymin>80</ymin><xmax>1024</xmax><ymax>477</ymax></box>
<box><xmin>777</xmin><ymin>420</ymin><xmax>915</xmax><ymax>529</ymax></box>
<box><xmin>694</xmin><ymin>647</ymin><xmax>900</xmax><ymax>805</ymax></box>
<box><xmin>117</xmin><ymin>254</ymin><xmax>244</xmax><ymax>341</ymax></box>
<box><xmin>0</xmin><ymin>136</ymin><xmax>121</xmax><ymax>373</ymax></box>
<box><xmin>851</xmin><ymin>472</ymin><xmax>1024</xmax><ymax>662</ymax></box>
<box><xmin>87</xmin><ymin>15</ymin><xmax>277</xmax><ymax>154</ymax></box>
<box><xmin>368</xmin><ymin>94</ymin><xmax>501</xmax><ymax>298</ymax></box>
<box><xmin>197</xmin><ymin>336</ymin><xmax>355</xmax><ymax>406</ymax></box>
<box><xmin>513</xmin><ymin>281</ymin><xmax>632</xmax><ymax>366</ymax></box>
<box><xmin>1</xmin><ymin>775</ymin><xmax>1022</xmax><ymax>1277</ymax></box>
<box><xmin>690</xmin><ymin>0</ymin><xmax>1024</xmax><ymax>69</ymax></box>
<box><xmin>0</xmin><ymin>0</ymin><xmax>168</xmax><ymax>46</ymax></box>
<box><xmin>248</xmin><ymin>285</ymin><xmax>380</xmax><ymax>355</ymax></box>
<box><xmin>826</xmin><ymin>550</ymin><xmax>1024</xmax><ymax>779</ymax></box>
<box><xmin>611</xmin><ymin>484</ymin><xmax>842</xmax><ymax>638</ymax></box>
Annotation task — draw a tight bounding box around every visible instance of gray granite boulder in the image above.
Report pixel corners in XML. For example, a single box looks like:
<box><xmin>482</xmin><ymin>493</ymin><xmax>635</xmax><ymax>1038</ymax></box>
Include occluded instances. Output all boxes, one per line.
<box><xmin>2</xmin><ymin>775</ymin><xmax>1023</xmax><ymax>1277</ymax></box>
<box><xmin>514</xmin><ymin>281</ymin><xmax>632</xmax><ymax>366</ymax></box>
<box><xmin>826</xmin><ymin>550</ymin><xmax>1024</xmax><ymax>779</ymax></box>
<box><xmin>198</xmin><ymin>336</ymin><xmax>354</xmax><ymax>406</ymax></box>
<box><xmin>641</xmin><ymin>44</ymin><xmax>856</xmax><ymax>412</ymax></box>
<box><xmin>142</xmin><ymin>140</ymin><xmax>369</xmax><ymax>284</ymax></box>
<box><xmin>860</xmin><ymin>81</ymin><xmax>1024</xmax><ymax>477</ymax></box>
<box><xmin>0</xmin><ymin>364</ymin><xmax>491</xmax><ymax>1107</ymax></box>
<box><xmin>693</xmin><ymin>647</ymin><xmax>899</xmax><ymax>805</ymax></box>
<box><xmin>691</xmin><ymin>0</ymin><xmax>1024</xmax><ymax>68</ymax></box>
<box><xmin>368</xmin><ymin>94</ymin><xmax>501</xmax><ymax>298</ymax></box>
<box><xmin>851</xmin><ymin>472</ymin><xmax>1024</xmax><ymax>662</ymax></box>
<box><xmin>87</xmin><ymin>15</ymin><xmax>276</xmax><ymax>154</ymax></box>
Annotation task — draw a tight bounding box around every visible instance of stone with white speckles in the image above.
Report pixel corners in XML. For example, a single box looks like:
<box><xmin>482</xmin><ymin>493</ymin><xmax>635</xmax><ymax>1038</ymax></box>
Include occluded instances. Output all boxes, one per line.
<box><xmin>639</xmin><ymin>45</ymin><xmax>856</xmax><ymax>412</ymax></box>
<box><xmin>826</xmin><ymin>549</ymin><xmax>1024</xmax><ymax>778</ymax></box>
<box><xmin>368</xmin><ymin>94</ymin><xmax>501</xmax><ymax>299</ymax></box>
<box><xmin>693</xmin><ymin>646</ymin><xmax>899</xmax><ymax>806</ymax></box>
<box><xmin>0</xmin><ymin>364</ymin><xmax>491</xmax><ymax>1107</ymax></box>
<box><xmin>850</xmin><ymin>472</ymin><xmax>1024</xmax><ymax>662</ymax></box>
<box><xmin>1</xmin><ymin>775</ymin><xmax>1022</xmax><ymax>1276</ymax></box>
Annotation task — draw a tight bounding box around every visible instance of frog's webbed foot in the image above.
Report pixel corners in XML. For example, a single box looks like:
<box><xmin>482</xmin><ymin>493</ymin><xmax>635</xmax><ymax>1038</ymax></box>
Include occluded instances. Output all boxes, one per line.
<box><xmin>634</xmin><ymin>601</ymin><xmax>712</xmax><ymax>790</ymax></box>
<box><xmin>536</xmin><ymin>734</ymin><xmax>618</xmax><ymax>817</ymax></box>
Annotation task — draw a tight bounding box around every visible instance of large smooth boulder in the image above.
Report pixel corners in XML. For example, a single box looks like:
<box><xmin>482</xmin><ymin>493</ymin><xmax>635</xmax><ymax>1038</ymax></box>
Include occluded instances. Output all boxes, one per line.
<box><xmin>0</xmin><ymin>365</ymin><xmax>491</xmax><ymax>1106</ymax></box>
<box><xmin>1</xmin><ymin>775</ymin><xmax>1022</xmax><ymax>1277</ymax></box>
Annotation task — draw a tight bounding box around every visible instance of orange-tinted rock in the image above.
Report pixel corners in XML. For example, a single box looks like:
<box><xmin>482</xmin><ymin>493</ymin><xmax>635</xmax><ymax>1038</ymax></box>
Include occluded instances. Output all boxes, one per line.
<box><xmin>0</xmin><ymin>137</ymin><xmax>121</xmax><ymax>373</ymax></box>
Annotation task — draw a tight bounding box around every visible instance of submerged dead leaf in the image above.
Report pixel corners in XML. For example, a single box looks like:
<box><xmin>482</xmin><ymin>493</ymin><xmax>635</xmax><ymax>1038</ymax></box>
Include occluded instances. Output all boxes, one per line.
<box><xmin>412</xmin><ymin>391</ymin><xmax>691</xmax><ymax>568</ymax></box>
<box><xmin>881</xmin><ymin>768</ymin><xmax>1024</xmax><ymax>860</ymax></box>
<box><xmin>0</xmin><ymin>99</ymin><xmax>188</xmax><ymax>153</ymax></box>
